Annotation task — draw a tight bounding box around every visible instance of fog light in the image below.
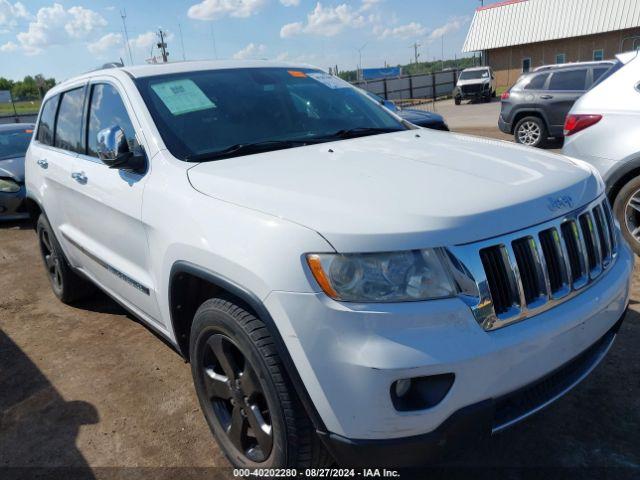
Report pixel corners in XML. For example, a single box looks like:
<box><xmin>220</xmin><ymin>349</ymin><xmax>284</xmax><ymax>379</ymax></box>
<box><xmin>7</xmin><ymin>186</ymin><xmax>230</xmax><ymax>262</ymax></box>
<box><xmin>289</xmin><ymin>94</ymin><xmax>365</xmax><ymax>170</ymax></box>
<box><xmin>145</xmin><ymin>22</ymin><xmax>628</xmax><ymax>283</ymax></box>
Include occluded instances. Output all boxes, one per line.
<box><xmin>390</xmin><ymin>373</ymin><xmax>455</xmax><ymax>412</ymax></box>
<box><xmin>394</xmin><ymin>378</ymin><xmax>412</xmax><ymax>398</ymax></box>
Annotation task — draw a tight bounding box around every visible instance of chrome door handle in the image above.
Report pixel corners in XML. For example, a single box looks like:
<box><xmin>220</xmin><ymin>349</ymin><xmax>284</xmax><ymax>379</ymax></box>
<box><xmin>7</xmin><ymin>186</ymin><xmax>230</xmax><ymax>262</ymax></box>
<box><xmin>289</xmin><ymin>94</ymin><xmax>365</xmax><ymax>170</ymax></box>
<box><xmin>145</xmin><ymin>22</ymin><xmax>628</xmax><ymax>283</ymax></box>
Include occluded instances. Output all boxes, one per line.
<box><xmin>37</xmin><ymin>159</ymin><xmax>48</xmax><ymax>169</ymax></box>
<box><xmin>71</xmin><ymin>171</ymin><xmax>87</xmax><ymax>184</ymax></box>
<box><xmin>540</xmin><ymin>95</ymin><xmax>553</xmax><ymax>100</ymax></box>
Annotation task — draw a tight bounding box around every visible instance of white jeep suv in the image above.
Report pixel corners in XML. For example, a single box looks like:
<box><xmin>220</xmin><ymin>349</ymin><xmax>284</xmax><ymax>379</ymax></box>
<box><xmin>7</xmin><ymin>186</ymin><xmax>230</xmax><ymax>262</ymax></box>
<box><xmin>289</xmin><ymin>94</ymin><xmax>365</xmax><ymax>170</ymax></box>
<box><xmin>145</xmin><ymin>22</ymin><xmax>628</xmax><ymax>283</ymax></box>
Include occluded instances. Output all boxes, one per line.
<box><xmin>25</xmin><ymin>61</ymin><xmax>632</xmax><ymax>468</ymax></box>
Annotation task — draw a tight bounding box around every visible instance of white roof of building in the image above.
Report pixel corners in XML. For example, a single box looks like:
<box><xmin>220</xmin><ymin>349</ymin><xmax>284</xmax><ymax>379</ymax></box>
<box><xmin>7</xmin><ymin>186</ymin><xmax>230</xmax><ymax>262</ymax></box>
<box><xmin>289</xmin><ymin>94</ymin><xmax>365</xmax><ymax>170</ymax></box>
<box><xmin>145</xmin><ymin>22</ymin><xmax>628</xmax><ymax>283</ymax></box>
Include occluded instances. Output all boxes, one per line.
<box><xmin>463</xmin><ymin>0</ymin><xmax>640</xmax><ymax>52</ymax></box>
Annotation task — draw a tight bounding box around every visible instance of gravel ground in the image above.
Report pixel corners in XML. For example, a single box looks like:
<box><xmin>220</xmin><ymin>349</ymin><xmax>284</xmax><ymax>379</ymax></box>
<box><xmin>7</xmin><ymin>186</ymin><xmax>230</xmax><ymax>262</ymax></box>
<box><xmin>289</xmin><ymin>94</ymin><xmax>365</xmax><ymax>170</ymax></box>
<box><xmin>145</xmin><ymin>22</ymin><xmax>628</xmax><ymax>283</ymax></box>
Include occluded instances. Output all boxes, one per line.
<box><xmin>1</xmin><ymin>124</ymin><xmax>639</xmax><ymax>477</ymax></box>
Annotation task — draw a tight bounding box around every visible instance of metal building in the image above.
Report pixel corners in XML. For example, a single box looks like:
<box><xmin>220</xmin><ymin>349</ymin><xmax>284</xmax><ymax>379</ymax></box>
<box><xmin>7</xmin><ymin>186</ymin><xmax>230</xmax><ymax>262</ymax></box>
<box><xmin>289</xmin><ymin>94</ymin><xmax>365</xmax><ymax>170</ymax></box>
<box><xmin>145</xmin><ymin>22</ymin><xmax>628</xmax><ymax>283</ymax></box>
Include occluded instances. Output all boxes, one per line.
<box><xmin>463</xmin><ymin>0</ymin><xmax>640</xmax><ymax>88</ymax></box>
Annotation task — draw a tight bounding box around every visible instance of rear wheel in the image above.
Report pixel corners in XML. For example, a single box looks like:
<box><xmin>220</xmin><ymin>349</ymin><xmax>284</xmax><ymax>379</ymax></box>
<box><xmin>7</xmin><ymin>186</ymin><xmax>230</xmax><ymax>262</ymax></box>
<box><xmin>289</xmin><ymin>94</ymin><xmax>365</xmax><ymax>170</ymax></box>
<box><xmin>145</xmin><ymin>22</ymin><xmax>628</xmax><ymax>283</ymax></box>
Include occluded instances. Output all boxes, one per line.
<box><xmin>36</xmin><ymin>214</ymin><xmax>95</xmax><ymax>304</ymax></box>
<box><xmin>514</xmin><ymin>116</ymin><xmax>548</xmax><ymax>148</ymax></box>
<box><xmin>613</xmin><ymin>177</ymin><xmax>640</xmax><ymax>256</ymax></box>
<box><xmin>190</xmin><ymin>298</ymin><xmax>332</xmax><ymax>468</ymax></box>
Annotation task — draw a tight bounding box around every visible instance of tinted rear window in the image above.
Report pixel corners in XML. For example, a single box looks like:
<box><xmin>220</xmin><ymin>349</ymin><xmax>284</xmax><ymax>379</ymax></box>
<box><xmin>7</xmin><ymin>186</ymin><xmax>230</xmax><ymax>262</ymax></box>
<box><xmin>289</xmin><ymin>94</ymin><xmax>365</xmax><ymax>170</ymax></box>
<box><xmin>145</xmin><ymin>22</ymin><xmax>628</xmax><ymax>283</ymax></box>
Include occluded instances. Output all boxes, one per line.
<box><xmin>36</xmin><ymin>96</ymin><xmax>58</xmax><ymax>146</ymax></box>
<box><xmin>548</xmin><ymin>69</ymin><xmax>587</xmax><ymax>91</ymax></box>
<box><xmin>0</xmin><ymin>128</ymin><xmax>33</xmax><ymax>159</ymax></box>
<box><xmin>55</xmin><ymin>87</ymin><xmax>86</xmax><ymax>153</ymax></box>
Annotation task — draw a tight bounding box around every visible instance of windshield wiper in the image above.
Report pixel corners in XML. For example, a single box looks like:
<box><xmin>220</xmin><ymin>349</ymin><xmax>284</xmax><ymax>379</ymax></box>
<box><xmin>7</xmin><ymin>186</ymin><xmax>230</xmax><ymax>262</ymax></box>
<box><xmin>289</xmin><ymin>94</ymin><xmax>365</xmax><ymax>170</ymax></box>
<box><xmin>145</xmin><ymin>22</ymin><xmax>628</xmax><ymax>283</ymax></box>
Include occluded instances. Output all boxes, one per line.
<box><xmin>321</xmin><ymin>127</ymin><xmax>404</xmax><ymax>140</ymax></box>
<box><xmin>185</xmin><ymin>139</ymin><xmax>324</xmax><ymax>162</ymax></box>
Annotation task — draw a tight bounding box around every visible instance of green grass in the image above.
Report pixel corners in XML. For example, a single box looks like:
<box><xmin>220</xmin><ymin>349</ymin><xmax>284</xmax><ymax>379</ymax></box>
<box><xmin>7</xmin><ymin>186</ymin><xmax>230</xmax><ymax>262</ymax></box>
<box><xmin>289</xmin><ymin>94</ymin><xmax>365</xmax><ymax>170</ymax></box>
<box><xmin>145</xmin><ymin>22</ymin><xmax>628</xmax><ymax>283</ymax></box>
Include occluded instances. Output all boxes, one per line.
<box><xmin>496</xmin><ymin>86</ymin><xmax>508</xmax><ymax>96</ymax></box>
<box><xmin>0</xmin><ymin>100</ymin><xmax>41</xmax><ymax>116</ymax></box>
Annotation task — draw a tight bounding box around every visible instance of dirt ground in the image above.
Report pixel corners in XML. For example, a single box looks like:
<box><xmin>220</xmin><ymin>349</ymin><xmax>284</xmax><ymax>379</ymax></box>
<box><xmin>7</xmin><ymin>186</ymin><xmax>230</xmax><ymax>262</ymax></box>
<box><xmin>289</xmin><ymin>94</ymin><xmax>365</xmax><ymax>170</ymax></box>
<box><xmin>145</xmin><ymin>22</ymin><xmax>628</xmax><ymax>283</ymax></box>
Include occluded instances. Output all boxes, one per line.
<box><xmin>1</xmin><ymin>127</ymin><xmax>639</xmax><ymax>477</ymax></box>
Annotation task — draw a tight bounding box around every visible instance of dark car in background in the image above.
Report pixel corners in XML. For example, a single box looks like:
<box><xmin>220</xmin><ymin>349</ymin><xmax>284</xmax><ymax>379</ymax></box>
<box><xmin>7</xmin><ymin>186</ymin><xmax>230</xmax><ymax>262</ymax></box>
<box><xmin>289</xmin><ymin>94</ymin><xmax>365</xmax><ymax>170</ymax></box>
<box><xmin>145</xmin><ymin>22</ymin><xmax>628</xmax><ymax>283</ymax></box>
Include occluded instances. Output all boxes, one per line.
<box><xmin>498</xmin><ymin>61</ymin><xmax>613</xmax><ymax>147</ymax></box>
<box><xmin>363</xmin><ymin>90</ymin><xmax>449</xmax><ymax>131</ymax></box>
<box><xmin>0</xmin><ymin>124</ymin><xmax>34</xmax><ymax>221</ymax></box>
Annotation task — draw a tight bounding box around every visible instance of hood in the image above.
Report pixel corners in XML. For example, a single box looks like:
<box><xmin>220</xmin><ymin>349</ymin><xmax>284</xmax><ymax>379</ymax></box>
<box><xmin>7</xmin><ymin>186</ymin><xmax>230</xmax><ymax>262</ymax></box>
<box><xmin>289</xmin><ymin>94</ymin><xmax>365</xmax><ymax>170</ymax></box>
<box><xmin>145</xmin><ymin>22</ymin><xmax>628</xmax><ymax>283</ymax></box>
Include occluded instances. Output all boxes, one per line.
<box><xmin>0</xmin><ymin>156</ymin><xmax>25</xmax><ymax>182</ymax></box>
<box><xmin>457</xmin><ymin>78</ymin><xmax>490</xmax><ymax>87</ymax></box>
<box><xmin>398</xmin><ymin>109</ymin><xmax>445</xmax><ymax>126</ymax></box>
<box><xmin>187</xmin><ymin>130</ymin><xmax>601</xmax><ymax>252</ymax></box>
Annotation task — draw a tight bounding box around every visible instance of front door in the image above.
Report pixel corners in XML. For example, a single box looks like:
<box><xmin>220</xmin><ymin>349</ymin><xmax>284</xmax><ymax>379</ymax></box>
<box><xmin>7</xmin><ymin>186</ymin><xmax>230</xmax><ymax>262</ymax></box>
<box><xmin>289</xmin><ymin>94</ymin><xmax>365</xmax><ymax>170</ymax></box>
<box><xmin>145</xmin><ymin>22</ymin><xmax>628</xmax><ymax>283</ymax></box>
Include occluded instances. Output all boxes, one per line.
<box><xmin>543</xmin><ymin>68</ymin><xmax>588</xmax><ymax>133</ymax></box>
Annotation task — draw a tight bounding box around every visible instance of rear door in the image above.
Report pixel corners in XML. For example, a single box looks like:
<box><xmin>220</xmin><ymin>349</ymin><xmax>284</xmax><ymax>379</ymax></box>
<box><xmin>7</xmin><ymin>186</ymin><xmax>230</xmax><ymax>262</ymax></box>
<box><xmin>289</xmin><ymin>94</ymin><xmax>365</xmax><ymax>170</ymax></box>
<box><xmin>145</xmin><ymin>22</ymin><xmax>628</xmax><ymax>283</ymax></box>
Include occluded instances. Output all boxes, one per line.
<box><xmin>28</xmin><ymin>85</ymin><xmax>88</xmax><ymax>266</ymax></box>
<box><xmin>64</xmin><ymin>78</ymin><xmax>161</xmax><ymax>323</ymax></box>
<box><xmin>543</xmin><ymin>68</ymin><xmax>588</xmax><ymax>133</ymax></box>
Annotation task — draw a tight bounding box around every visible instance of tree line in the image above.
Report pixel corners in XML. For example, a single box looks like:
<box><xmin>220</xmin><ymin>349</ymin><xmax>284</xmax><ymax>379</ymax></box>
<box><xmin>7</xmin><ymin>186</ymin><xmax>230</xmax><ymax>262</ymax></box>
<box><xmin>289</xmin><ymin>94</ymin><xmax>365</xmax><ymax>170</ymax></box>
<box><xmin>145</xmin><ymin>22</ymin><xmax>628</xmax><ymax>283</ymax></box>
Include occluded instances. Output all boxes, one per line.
<box><xmin>337</xmin><ymin>56</ymin><xmax>480</xmax><ymax>82</ymax></box>
<box><xmin>0</xmin><ymin>75</ymin><xmax>56</xmax><ymax>102</ymax></box>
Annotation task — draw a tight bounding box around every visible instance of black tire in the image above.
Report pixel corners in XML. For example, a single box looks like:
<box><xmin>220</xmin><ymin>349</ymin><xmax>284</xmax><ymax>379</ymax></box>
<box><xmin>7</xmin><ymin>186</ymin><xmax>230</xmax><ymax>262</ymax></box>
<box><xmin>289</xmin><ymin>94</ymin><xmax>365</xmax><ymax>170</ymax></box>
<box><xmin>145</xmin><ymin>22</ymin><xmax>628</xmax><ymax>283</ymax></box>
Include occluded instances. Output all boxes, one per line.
<box><xmin>613</xmin><ymin>176</ymin><xmax>640</xmax><ymax>256</ymax></box>
<box><xmin>190</xmin><ymin>298</ymin><xmax>332</xmax><ymax>468</ymax></box>
<box><xmin>36</xmin><ymin>214</ymin><xmax>95</xmax><ymax>304</ymax></box>
<box><xmin>454</xmin><ymin>97</ymin><xmax>461</xmax><ymax>106</ymax></box>
<box><xmin>492</xmin><ymin>89</ymin><xmax>497</xmax><ymax>98</ymax></box>
<box><xmin>514</xmin><ymin>115</ymin><xmax>548</xmax><ymax>148</ymax></box>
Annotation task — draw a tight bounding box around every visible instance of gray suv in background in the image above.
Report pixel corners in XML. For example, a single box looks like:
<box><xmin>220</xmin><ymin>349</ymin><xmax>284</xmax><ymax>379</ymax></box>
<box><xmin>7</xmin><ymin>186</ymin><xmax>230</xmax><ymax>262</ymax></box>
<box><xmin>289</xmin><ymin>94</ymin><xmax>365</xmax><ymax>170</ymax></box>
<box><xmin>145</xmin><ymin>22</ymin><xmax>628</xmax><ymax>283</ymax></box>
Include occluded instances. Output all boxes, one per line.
<box><xmin>498</xmin><ymin>61</ymin><xmax>613</xmax><ymax>147</ymax></box>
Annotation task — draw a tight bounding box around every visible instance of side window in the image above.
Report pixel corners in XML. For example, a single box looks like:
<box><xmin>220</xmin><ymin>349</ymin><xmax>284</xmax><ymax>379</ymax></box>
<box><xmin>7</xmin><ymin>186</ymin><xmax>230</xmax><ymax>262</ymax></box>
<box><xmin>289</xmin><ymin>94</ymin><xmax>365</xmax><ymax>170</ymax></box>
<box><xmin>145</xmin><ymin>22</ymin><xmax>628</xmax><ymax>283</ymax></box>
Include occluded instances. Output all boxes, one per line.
<box><xmin>525</xmin><ymin>73</ymin><xmax>549</xmax><ymax>90</ymax></box>
<box><xmin>55</xmin><ymin>87</ymin><xmax>86</xmax><ymax>153</ymax></box>
<box><xmin>87</xmin><ymin>83</ymin><xmax>137</xmax><ymax>158</ymax></box>
<box><xmin>36</xmin><ymin>95</ymin><xmax>59</xmax><ymax>146</ymax></box>
<box><xmin>548</xmin><ymin>69</ymin><xmax>587</xmax><ymax>91</ymax></box>
<box><xmin>593</xmin><ymin>67</ymin><xmax>610</xmax><ymax>84</ymax></box>
<box><xmin>522</xmin><ymin>58</ymin><xmax>531</xmax><ymax>73</ymax></box>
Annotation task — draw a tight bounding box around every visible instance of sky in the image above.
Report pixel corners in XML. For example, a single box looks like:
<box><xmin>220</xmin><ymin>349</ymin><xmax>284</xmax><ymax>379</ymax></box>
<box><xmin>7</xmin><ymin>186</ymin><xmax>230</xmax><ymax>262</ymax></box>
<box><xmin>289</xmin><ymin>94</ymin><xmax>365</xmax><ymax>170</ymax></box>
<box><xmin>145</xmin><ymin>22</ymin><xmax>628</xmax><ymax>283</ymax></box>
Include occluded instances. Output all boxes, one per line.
<box><xmin>0</xmin><ymin>0</ymin><xmax>483</xmax><ymax>81</ymax></box>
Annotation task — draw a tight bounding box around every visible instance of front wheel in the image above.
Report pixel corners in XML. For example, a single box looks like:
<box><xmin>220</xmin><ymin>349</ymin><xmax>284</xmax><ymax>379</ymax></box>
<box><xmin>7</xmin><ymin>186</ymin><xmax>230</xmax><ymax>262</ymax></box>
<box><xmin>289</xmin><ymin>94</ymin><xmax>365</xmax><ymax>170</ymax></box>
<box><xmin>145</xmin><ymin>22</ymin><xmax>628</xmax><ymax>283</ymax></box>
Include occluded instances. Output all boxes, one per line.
<box><xmin>514</xmin><ymin>116</ymin><xmax>548</xmax><ymax>148</ymax></box>
<box><xmin>613</xmin><ymin>177</ymin><xmax>640</xmax><ymax>256</ymax></box>
<box><xmin>454</xmin><ymin>97</ymin><xmax>461</xmax><ymax>105</ymax></box>
<box><xmin>190</xmin><ymin>298</ymin><xmax>331</xmax><ymax>468</ymax></box>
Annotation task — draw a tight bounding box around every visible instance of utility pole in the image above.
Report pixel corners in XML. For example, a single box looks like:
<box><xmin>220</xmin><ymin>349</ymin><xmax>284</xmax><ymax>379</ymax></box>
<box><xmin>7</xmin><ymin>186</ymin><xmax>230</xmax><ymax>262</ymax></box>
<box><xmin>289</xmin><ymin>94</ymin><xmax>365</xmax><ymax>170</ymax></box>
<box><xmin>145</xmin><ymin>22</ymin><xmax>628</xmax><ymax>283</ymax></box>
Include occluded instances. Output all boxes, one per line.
<box><xmin>356</xmin><ymin>42</ymin><xmax>367</xmax><ymax>81</ymax></box>
<box><xmin>178</xmin><ymin>23</ymin><xmax>186</xmax><ymax>61</ymax></box>
<box><xmin>120</xmin><ymin>9</ymin><xmax>134</xmax><ymax>65</ymax></box>
<box><xmin>157</xmin><ymin>29</ymin><xmax>169</xmax><ymax>63</ymax></box>
<box><xmin>441</xmin><ymin>35</ymin><xmax>445</xmax><ymax>71</ymax></box>
<box><xmin>410</xmin><ymin>42</ymin><xmax>421</xmax><ymax>64</ymax></box>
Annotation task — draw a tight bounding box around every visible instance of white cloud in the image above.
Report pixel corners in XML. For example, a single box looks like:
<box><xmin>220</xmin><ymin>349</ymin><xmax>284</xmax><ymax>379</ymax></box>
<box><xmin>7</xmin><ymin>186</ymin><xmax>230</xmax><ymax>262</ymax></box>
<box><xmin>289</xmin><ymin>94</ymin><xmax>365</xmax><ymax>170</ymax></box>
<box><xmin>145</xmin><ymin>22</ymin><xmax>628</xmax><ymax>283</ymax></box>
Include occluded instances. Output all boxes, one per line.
<box><xmin>360</xmin><ymin>0</ymin><xmax>381</xmax><ymax>11</ymax></box>
<box><xmin>233</xmin><ymin>42</ymin><xmax>266</xmax><ymax>59</ymax></box>
<box><xmin>427</xmin><ymin>17</ymin><xmax>467</xmax><ymax>42</ymax></box>
<box><xmin>87</xmin><ymin>32</ymin><xmax>122</xmax><ymax>55</ymax></box>
<box><xmin>275</xmin><ymin>51</ymin><xmax>289</xmax><ymax>61</ymax></box>
<box><xmin>377</xmin><ymin>21</ymin><xmax>425</xmax><ymax>40</ymax></box>
<box><xmin>187</xmin><ymin>0</ymin><xmax>266</xmax><ymax>20</ymax></box>
<box><xmin>0</xmin><ymin>0</ymin><xmax>29</xmax><ymax>29</ymax></box>
<box><xmin>0</xmin><ymin>40</ymin><xmax>17</xmax><ymax>52</ymax></box>
<box><xmin>12</xmin><ymin>3</ymin><xmax>106</xmax><ymax>55</ymax></box>
<box><xmin>280</xmin><ymin>0</ymin><xmax>300</xmax><ymax>5</ymax></box>
<box><xmin>280</xmin><ymin>2</ymin><xmax>367</xmax><ymax>38</ymax></box>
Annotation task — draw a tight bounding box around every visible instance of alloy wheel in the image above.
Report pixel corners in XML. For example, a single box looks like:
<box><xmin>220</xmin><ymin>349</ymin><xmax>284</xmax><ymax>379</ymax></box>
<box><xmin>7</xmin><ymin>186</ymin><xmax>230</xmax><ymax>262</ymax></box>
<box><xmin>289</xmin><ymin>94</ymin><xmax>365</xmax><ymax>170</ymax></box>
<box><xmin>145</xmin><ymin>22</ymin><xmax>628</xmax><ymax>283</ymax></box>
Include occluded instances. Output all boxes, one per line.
<box><xmin>39</xmin><ymin>228</ymin><xmax>63</xmax><ymax>290</ymax></box>
<box><xmin>200</xmin><ymin>333</ymin><xmax>273</xmax><ymax>462</ymax></box>
<box><xmin>624</xmin><ymin>189</ymin><xmax>640</xmax><ymax>246</ymax></box>
<box><xmin>517</xmin><ymin>121</ymin><xmax>541</xmax><ymax>146</ymax></box>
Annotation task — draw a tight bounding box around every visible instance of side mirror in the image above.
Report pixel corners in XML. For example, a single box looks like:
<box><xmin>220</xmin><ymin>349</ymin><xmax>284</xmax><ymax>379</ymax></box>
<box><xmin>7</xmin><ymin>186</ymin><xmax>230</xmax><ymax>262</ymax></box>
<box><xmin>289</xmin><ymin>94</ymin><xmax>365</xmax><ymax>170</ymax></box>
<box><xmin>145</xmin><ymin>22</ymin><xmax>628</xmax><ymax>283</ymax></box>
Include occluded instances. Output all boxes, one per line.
<box><xmin>96</xmin><ymin>125</ymin><xmax>146</xmax><ymax>173</ymax></box>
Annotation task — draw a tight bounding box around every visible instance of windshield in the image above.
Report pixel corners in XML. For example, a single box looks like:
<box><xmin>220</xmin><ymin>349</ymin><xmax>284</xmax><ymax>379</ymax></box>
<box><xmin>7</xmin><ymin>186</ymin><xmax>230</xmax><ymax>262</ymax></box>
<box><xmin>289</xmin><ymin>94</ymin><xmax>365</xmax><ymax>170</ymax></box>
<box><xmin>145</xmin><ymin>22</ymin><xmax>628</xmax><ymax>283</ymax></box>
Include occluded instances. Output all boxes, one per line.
<box><xmin>0</xmin><ymin>128</ymin><xmax>33</xmax><ymax>160</ymax></box>
<box><xmin>135</xmin><ymin>68</ymin><xmax>406</xmax><ymax>160</ymax></box>
<box><xmin>459</xmin><ymin>70</ymin><xmax>490</xmax><ymax>80</ymax></box>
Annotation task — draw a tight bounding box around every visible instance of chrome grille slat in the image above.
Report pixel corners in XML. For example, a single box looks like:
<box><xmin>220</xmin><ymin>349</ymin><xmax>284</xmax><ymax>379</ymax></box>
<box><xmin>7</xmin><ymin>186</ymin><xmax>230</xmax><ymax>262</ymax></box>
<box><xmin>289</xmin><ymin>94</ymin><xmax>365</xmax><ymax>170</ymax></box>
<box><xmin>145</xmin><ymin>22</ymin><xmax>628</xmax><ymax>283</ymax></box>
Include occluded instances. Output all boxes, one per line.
<box><xmin>447</xmin><ymin>197</ymin><xmax>618</xmax><ymax>331</ymax></box>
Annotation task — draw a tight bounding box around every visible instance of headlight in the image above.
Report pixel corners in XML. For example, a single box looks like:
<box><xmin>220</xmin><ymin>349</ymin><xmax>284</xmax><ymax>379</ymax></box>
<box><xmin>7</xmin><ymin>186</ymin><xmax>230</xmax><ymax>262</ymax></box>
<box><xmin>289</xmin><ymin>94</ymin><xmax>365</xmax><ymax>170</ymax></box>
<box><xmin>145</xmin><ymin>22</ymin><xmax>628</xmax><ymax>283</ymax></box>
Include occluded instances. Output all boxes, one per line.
<box><xmin>0</xmin><ymin>178</ymin><xmax>20</xmax><ymax>193</ymax></box>
<box><xmin>306</xmin><ymin>249</ymin><xmax>456</xmax><ymax>302</ymax></box>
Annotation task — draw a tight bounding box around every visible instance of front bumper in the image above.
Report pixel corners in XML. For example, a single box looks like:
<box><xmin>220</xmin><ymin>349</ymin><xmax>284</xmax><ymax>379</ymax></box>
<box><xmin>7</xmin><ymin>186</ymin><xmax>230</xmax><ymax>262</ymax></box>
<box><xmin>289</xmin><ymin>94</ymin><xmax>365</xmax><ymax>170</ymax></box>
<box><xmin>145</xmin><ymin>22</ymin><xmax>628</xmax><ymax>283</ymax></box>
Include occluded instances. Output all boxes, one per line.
<box><xmin>264</xmin><ymin>238</ymin><xmax>633</xmax><ymax>447</ymax></box>
<box><xmin>322</xmin><ymin>314</ymin><xmax>624</xmax><ymax>466</ymax></box>
<box><xmin>456</xmin><ymin>86</ymin><xmax>492</xmax><ymax>100</ymax></box>
<box><xmin>0</xmin><ymin>184</ymin><xmax>28</xmax><ymax>221</ymax></box>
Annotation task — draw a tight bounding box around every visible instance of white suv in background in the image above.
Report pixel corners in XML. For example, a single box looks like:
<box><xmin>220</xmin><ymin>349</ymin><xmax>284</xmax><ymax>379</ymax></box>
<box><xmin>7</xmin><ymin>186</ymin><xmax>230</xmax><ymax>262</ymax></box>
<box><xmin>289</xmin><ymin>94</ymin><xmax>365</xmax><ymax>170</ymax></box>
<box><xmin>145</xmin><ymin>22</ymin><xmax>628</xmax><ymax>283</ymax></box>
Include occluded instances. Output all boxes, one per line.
<box><xmin>25</xmin><ymin>61</ymin><xmax>632</xmax><ymax>468</ymax></box>
<box><xmin>454</xmin><ymin>66</ymin><xmax>496</xmax><ymax>105</ymax></box>
<box><xmin>563</xmin><ymin>51</ymin><xmax>640</xmax><ymax>255</ymax></box>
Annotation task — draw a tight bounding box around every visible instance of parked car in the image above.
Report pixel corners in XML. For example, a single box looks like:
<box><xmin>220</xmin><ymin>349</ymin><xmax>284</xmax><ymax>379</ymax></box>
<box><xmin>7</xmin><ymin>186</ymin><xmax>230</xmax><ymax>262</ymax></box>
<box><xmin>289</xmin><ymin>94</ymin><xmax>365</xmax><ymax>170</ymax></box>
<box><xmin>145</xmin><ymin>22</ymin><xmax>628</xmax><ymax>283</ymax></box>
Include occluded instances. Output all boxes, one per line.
<box><xmin>453</xmin><ymin>66</ymin><xmax>496</xmax><ymax>105</ymax></box>
<box><xmin>0</xmin><ymin>123</ymin><xmax>34</xmax><ymax>221</ymax></box>
<box><xmin>362</xmin><ymin>90</ymin><xmax>449</xmax><ymax>131</ymax></box>
<box><xmin>563</xmin><ymin>51</ymin><xmax>640</xmax><ymax>254</ymax></box>
<box><xmin>26</xmin><ymin>61</ymin><xmax>632</xmax><ymax>468</ymax></box>
<box><xmin>499</xmin><ymin>61</ymin><xmax>614</xmax><ymax>147</ymax></box>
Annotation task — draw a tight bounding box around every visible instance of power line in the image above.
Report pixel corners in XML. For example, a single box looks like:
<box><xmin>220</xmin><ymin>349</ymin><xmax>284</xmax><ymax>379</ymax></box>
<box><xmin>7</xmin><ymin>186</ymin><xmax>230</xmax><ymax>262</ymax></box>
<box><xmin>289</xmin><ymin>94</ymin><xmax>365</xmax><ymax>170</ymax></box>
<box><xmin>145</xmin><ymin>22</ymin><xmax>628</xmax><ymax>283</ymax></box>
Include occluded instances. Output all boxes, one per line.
<box><xmin>120</xmin><ymin>9</ymin><xmax>134</xmax><ymax>65</ymax></box>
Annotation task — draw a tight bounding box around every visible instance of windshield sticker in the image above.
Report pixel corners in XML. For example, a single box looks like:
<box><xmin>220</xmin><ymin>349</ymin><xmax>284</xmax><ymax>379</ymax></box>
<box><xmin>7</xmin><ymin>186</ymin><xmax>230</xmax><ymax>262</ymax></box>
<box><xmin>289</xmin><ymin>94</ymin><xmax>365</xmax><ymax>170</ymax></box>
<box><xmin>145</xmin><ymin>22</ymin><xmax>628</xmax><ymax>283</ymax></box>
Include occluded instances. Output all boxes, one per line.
<box><xmin>150</xmin><ymin>79</ymin><xmax>216</xmax><ymax>116</ymax></box>
<box><xmin>307</xmin><ymin>72</ymin><xmax>350</xmax><ymax>89</ymax></box>
<box><xmin>288</xmin><ymin>70</ymin><xmax>307</xmax><ymax>78</ymax></box>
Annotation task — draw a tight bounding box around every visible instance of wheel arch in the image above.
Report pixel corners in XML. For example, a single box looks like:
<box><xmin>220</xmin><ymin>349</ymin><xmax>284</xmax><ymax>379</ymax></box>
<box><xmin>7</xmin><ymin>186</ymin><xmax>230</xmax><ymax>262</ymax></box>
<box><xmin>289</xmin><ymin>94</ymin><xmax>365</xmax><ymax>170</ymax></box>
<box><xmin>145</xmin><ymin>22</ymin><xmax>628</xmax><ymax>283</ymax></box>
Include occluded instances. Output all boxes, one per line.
<box><xmin>168</xmin><ymin>260</ymin><xmax>328</xmax><ymax>433</ymax></box>
<box><xmin>604</xmin><ymin>155</ymin><xmax>640</xmax><ymax>204</ymax></box>
<box><xmin>23</xmin><ymin>195</ymin><xmax>43</xmax><ymax>227</ymax></box>
<box><xmin>511</xmin><ymin>109</ymin><xmax>550</xmax><ymax>134</ymax></box>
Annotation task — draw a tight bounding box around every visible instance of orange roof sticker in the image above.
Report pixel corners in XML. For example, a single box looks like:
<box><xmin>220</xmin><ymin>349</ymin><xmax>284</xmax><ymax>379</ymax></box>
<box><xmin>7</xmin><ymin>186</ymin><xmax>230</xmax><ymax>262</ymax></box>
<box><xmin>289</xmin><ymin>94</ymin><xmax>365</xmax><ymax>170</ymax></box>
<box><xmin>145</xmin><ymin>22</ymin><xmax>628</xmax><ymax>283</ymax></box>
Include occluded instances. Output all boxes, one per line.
<box><xmin>24</xmin><ymin>129</ymin><xmax>33</xmax><ymax>133</ymax></box>
<box><xmin>288</xmin><ymin>70</ymin><xmax>307</xmax><ymax>78</ymax></box>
